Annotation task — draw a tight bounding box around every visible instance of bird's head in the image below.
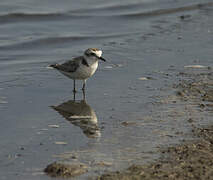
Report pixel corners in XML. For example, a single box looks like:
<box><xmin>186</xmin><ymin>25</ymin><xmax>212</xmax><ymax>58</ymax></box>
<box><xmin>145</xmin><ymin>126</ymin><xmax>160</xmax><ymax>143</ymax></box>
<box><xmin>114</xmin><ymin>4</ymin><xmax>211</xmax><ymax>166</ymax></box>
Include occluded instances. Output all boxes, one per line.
<box><xmin>84</xmin><ymin>48</ymin><xmax>106</xmax><ymax>62</ymax></box>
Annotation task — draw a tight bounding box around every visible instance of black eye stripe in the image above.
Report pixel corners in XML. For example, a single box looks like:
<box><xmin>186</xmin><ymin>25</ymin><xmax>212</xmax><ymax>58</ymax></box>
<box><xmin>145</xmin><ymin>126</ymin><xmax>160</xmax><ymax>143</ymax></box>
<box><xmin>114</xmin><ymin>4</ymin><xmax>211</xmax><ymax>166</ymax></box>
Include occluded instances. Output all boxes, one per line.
<box><xmin>90</xmin><ymin>52</ymin><xmax>96</xmax><ymax>56</ymax></box>
<box><xmin>85</xmin><ymin>51</ymin><xmax>98</xmax><ymax>57</ymax></box>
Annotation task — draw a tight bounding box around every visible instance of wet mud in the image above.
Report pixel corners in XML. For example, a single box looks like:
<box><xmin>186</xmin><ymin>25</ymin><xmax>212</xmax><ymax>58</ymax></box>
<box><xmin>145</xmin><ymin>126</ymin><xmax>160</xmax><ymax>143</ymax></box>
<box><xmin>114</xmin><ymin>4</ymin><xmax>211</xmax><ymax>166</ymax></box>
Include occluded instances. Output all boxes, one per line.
<box><xmin>96</xmin><ymin>69</ymin><xmax>213</xmax><ymax>180</ymax></box>
<box><xmin>97</xmin><ymin>126</ymin><xmax>213</xmax><ymax>180</ymax></box>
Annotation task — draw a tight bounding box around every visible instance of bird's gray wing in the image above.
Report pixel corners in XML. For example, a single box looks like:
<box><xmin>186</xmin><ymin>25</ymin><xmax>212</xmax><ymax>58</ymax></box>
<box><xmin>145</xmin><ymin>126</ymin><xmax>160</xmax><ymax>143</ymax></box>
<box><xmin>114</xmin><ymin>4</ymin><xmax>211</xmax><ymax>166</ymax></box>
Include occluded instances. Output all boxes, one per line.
<box><xmin>56</xmin><ymin>56</ymin><xmax>83</xmax><ymax>73</ymax></box>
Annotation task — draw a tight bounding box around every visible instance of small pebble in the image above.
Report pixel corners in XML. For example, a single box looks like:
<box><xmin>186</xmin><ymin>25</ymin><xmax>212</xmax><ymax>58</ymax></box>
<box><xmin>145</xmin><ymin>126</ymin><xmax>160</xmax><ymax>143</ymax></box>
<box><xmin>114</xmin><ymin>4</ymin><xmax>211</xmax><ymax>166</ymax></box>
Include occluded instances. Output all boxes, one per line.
<box><xmin>54</xmin><ymin>142</ymin><xmax>68</xmax><ymax>145</ymax></box>
<box><xmin>138</xmin><ymin>77</ymin><xmax>148</xmax><ymax>80</ymax></box>
<box><xmin>48</xmin><ymin>125</ymin><xmax>60</xmax><ymax>128</ymax></box>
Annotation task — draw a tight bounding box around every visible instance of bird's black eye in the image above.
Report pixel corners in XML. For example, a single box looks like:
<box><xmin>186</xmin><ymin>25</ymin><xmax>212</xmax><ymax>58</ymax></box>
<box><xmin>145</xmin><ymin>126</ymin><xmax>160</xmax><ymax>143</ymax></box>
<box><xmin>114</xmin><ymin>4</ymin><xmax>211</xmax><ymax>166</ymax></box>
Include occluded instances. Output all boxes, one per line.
<box><xmin>90</xmin><ymin>53</ymin><xmax>96</xmax><ymax>56</ymax></box>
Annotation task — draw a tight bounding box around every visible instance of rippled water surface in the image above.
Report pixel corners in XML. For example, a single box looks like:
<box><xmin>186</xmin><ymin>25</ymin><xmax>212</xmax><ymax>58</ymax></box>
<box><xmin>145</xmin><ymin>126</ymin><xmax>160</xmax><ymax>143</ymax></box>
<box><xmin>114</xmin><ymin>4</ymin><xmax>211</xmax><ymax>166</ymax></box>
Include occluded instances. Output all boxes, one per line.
<box><xmin>1</xmin><ymin>0</ymin><xmax>213</xmax><ymax>179</ymax></box>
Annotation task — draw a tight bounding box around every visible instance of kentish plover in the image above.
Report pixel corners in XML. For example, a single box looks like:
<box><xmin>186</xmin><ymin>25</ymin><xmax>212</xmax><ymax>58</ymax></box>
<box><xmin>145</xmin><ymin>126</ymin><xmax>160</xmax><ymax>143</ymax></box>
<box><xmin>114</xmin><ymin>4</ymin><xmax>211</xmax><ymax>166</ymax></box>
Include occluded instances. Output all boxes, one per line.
<box><xmin>49</xmin><ymin>48</ymin><xmax>106</xmax><ymax>92</ymax></box>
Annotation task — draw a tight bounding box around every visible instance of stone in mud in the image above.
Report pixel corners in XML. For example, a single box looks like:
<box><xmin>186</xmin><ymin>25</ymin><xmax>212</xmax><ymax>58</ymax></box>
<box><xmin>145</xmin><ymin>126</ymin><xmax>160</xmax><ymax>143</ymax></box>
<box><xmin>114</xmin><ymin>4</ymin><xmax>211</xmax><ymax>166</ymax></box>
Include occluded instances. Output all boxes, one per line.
<box><xmin>44</xmin><ymin>161</ymin><xmax>88</xmax><ymax>178</ymax></box>
<box><xmin>121</xmin><ymin>121</ymin><xmax>137</xmax><ymax>126</ymax></box>
<box><xmin>179</xmin><ymin>14</ymin><xmax>191</xmax><ymax>20</ymax></box>
<box><xmin>176</xmin><ymin>91</ymin><xmax>185</xmax><ymax>97</ymax></box>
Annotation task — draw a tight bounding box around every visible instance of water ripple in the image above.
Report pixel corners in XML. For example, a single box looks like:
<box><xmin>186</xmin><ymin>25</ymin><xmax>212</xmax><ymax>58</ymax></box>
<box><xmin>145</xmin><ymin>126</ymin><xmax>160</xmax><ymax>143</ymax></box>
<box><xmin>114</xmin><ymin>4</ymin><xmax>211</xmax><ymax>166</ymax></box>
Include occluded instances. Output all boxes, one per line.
<box><xmin>0</xmin><ymin>1</ymin><xmax>212</xmax><ymax>24</ymax></box>
<box><xmin>117</xmin><ymin>2</ymin><xmax>213</xmax><ymax>18</ymax></box>
<box><xmin>0</xmin><ymin>33</ymin><xmax>138</xmax><ymax>50</ymax></box>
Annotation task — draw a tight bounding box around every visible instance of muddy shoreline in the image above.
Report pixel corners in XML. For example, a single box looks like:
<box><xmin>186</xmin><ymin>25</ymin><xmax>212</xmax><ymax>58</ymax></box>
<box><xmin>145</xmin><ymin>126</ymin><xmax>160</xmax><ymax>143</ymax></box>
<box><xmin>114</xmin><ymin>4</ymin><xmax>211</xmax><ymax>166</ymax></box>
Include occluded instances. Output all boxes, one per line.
<box><xmin>97</xmin><ymin>126</ymin><xmax>213</xmax><ymax>180</ymax></box>
<box><xmin>44</xmin><ymin>68</ymin><xmax>213</xmax><ymax>179</ymax></box>
<box><xmin>95</xmin><ymin>69</ymin><xmax>213</xmax><ymax>179</ymax></box>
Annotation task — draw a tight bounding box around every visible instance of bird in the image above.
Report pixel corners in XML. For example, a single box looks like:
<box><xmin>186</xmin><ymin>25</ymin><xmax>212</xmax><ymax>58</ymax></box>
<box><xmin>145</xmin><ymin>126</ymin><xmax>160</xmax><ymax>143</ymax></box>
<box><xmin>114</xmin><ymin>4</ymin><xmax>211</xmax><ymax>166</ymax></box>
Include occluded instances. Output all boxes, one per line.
<box><xmin>49</xmin><ymin>48</ymin><xmax>106</xmax><ymax>92</ymax></box>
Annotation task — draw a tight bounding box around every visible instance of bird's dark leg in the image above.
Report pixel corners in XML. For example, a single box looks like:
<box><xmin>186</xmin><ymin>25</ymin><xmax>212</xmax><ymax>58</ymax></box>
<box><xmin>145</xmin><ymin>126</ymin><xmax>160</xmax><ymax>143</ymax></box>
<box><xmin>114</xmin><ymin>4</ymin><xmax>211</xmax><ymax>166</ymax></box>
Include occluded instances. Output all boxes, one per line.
<box><xmin>82</xmin><ymin>80</ymin><xmax>86</xmax><ymax>91</ymax></box>
<box><xmin>73</xmin><ymin>80</ymin><xmax>77</xmax><ymax>93</ymax></box>
<box><xmin>73</xmin><ymin>90</ymin><xmax>76</xmax><ymax>101</ymax></box>
<box><xmin>82</xmin><ymin>89</ymin><xmax>86</xmax><ymax>100</ymax></box>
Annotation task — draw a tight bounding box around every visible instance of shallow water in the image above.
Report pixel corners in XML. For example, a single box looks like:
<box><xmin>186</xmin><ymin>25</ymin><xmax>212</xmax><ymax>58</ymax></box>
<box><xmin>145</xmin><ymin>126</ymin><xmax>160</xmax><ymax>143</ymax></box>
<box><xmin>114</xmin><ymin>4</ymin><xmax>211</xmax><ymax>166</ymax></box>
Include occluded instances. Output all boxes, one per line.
<box><xmin>1</xmin><ymin>0</ymin><xmax>213</xmax><ymax>179</ymax></box>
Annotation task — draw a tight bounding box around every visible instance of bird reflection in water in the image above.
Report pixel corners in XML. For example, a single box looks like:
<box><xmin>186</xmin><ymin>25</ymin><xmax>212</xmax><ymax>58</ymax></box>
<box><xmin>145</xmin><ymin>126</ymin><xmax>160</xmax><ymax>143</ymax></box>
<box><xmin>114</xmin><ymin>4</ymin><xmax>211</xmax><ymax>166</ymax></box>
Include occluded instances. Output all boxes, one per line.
<box><xmin>51</xmin><ymin>92</ymin><xmax>100</xmax><ymax>138</ymax></box>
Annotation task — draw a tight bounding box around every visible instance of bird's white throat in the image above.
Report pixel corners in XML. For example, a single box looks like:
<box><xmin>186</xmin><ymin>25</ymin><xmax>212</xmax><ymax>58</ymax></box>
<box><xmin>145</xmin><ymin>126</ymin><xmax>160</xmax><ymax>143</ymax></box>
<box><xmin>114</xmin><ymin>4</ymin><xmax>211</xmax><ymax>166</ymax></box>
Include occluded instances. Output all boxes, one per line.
<box><xmin>84</xmin><ymin>55</ymin><xmax>99</xmax><ymax>66</ymax></box>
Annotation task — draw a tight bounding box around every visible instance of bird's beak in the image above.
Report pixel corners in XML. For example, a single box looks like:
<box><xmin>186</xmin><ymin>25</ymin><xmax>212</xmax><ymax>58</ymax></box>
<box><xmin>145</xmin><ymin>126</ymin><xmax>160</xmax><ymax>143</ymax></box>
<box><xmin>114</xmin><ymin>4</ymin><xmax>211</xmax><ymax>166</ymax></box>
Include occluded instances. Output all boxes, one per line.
<box><xmin>99</xmin><ymin>56</ymin><xmax>106</xmax><ymax>62</ymax></box>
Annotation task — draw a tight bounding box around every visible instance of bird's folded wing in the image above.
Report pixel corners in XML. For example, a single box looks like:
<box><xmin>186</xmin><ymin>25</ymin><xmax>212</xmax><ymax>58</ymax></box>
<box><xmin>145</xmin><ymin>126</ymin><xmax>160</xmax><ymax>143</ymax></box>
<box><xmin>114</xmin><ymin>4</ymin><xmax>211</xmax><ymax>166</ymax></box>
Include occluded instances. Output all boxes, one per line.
<box><xmin>58</xmin><ymin>57</ymin><xmax>82</xmax><ymax>72</ymax></box>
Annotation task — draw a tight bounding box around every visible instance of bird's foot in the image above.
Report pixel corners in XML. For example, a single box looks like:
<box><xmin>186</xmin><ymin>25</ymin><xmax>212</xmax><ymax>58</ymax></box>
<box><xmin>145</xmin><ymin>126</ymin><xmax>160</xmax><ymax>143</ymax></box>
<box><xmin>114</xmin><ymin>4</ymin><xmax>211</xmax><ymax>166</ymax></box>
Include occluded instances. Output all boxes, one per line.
<box><xmin>73</xmin><ymin>89</ymin><xmax>77</xmax><ymax>93</ymax></box>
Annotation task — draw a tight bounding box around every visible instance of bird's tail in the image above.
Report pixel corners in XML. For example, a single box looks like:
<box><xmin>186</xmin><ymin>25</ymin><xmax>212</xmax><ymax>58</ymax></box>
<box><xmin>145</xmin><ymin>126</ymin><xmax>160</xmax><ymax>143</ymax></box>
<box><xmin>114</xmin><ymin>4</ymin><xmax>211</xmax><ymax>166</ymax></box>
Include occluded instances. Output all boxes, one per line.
<box><xmin>47</xmin><ymin>63</ymin><xmax>59</xmax><ymax>69</ymax></box>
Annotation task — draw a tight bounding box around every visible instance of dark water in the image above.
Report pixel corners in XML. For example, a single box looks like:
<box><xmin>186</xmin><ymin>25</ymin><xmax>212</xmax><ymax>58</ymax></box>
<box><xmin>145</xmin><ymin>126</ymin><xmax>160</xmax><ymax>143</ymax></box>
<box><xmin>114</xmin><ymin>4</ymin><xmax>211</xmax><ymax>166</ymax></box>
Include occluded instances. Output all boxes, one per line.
<box><xmin>1</xmin><ymin>0</ymin><xmax>213</xmax><ymax>179</ymax></box>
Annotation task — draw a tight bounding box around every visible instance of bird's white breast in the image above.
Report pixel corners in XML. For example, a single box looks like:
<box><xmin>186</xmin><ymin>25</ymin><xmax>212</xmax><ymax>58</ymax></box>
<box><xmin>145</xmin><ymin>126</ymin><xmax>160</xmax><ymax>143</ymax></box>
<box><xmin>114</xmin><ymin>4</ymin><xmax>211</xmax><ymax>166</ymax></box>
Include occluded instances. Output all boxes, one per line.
<box><xmin>75</xmin><ymin>61</ymin><xmax>98</xmax><ymax>80</ymax></box>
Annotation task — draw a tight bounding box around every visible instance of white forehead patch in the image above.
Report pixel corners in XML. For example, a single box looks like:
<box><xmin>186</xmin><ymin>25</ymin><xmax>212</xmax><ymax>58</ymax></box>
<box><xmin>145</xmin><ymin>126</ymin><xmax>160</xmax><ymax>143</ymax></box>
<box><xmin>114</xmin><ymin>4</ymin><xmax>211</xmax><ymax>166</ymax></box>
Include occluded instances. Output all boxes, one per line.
<box><xmin>94</xmin><ymin>50</ymin><xmax>102</xmax><ymax>57</ymax></box>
